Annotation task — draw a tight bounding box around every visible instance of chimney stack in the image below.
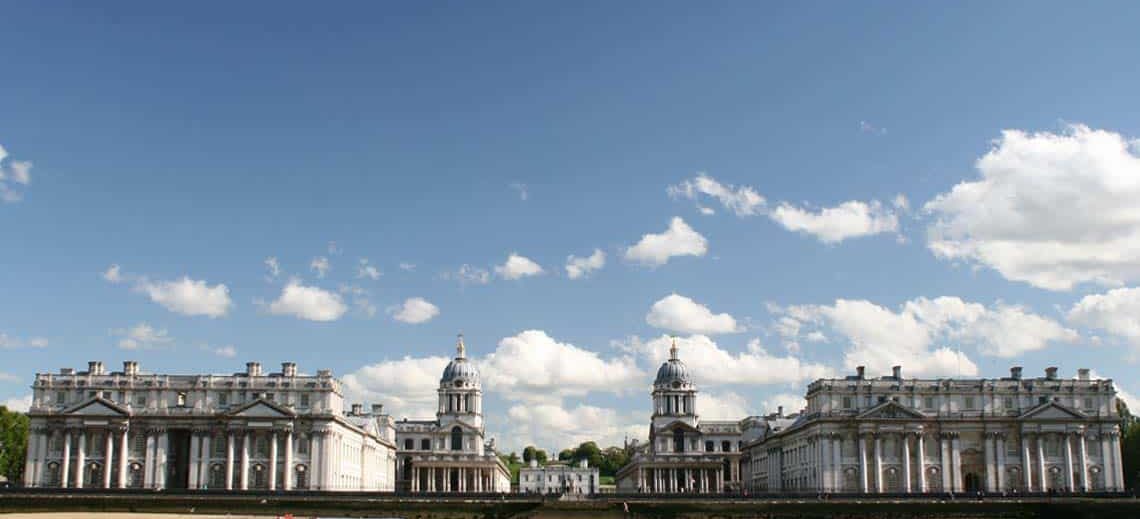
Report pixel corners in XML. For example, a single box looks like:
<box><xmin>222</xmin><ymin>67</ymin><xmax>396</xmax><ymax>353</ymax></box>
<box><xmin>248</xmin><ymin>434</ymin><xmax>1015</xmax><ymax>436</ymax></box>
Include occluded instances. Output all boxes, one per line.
<box><xmin>282</xmin><ymin>362</ymin><xmax>297</xmax><ymax>377</ymax></box>
<box><xmin>1078</xmin><ymin>368</ymin><xmax>1090</xmax><ymax>381</ymax></box>
<box><xmin>246</xmin><ymin>362</ymin><xmax>262</xmax><ymax>377</ymax></box>
<box><xmin>60</xmin><ymin>367</ymin><xmax>75</xmax><ymax>375</ymax></box>
<box><xmin>892</xmin><ymin>365</ymin><xmax>902</xmax><ymax>380</ymax></box>
<box><xmin>351</xmin><ymin>403</ymin><xmax>363</xmax><ymax>415</ymax></box>
<box><xmin>1045</xmin><ymin>366</ymin><xmax>1058</xmax><ymax>380</ymax></box>
<box><xmin>88</xmin><ymin>361</ymin><xmax>105</xmax><ymax>375</ymax></box>
<box><xmin>777</xmin><ymin>405</ymin><xmax>784</xmax><ymax>417</ymax></box>
<box><xmin>856</xmin><ymin>366</ymin><xmax>865</xmax><ymax>380</ymax></box>
<box><xmin>123</xmin><ymin>361</ymin><xmax>139</xmax><ymax>376</ymax></box>
<box><xmin>1010</xmin><ymin>366</ymin><xmax>1023</xmax><ymax>380</ymax></box>
<box><xmin>371</xmin><ymin>404</ymin><xmax>384</xmax><ymax>415</ymax></box>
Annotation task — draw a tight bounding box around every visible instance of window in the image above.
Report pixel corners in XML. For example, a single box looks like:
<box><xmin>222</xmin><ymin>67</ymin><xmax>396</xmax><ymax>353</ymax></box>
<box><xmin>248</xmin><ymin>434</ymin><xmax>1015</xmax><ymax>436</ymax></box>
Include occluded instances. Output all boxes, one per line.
<box><xmin>88</xmin><ymin>391</ymin><xmax>96</xmax><ymax>398</ymax></box>
<box><xmin>404</xmin><ymin>439</ymin><xmax>414</xmax><ymax>450</ymax></box>
<box><xmin>134</xmin><ymin>395</ymin><xmax>146</xmax><ymax>407</ymax></box>
<box><xmin>1003</xmin><ymin>397</ymin><xmax>1013</xmax><ymax>410</ymax></box>
<box><xmin>265</xmin><ymin>393</ymin><xmax>275</xmax><ymax>402</ymax></box>
<box><xmin>673</xmin><ymin>429</ymin><xmax>685</xmax><ymax>453</ymax></box>
<box><xmin>56</xmin><ymin>392</ymin><xmax>66</xmax><ymax>405</ymax></box>
<box><xmin>1038</xmin><ymin>396</ymin><xmax>1048</xmax><ymax>405</ymax></box>
<box><xmin>421</xmin><ymin>438</ymin><xmax>431</xmax><ymax>451</ymax></box>
<box><xmin>1084</xmin><ymin>398</ymin><xmax>1093</xmax><ymax>409</ymax></box>
<box><xmin>102</xmin><ymin>391</ymin><xmax>112</xmax><ymax>400</ymax></box>
<box><xmin>878</xmin><ymin>396</ymin><xmax>887</xmax><ymax>404</ymax></box>
<box><xmin>705</xmin><ymin>441</ymin><xmax>714</xmax><ymax>452</ymax></box>
<box><xmin>842</xmin><ymin>397</ymin><xmax>853</xmax><ymax>409</ymax></box>
<box><xmin>218</xmin><ymin>392</ymin><xmax>229</xmax><ymax>406</ymax></box>
<box><xmin>177</xmin><ymin>392</ymin><xmax>187</xmax><ymax>407</ymax></box>
<box><xmin>722</xmin><ymin>440</ymin><xmax>731</xmax><ymax>452</ymax></box>
<box><xmin>300</xmin><ymin>394</ymin><xmax>310</xmax><ymax>407</ymax></box>
<box><xmin>450</xmin><ymin>426</ymin><xmax>463</xmax><ymax>451</ymax></box>
<box><xmin>298</xmin><ymin>437</ymin><xmax>309</xmax><ymax>455</ymax></box>
<box><xmin>964</xmin><ymin>397</ymin><xmax>976</xmax><ymax>410</ymax></box>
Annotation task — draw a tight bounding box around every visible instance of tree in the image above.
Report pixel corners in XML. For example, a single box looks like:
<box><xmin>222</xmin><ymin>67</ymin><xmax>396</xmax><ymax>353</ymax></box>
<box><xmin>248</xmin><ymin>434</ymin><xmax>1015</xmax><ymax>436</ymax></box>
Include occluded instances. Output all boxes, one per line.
<box><xmin>522</xmin><ymin>446</ymin><xmax>536</xmax><ymax>463</ymax></box>
<box><xmin>534</xmin><ymin>449</ymin><xmax>548</xmax><ymax>463</ymax></box>
<box><xmin>1118</xmin><ymin>398</ymin><xmax>1140</xmax><ymax>491</ymax></box>
<box><xmin>574</xmin><ymin>441</ymin><xmax>604</xmax><ymax>470</ymax></box>
<box><xmin>507</xmin><ymin>451</ymin><xmax>520</xmax><ymax>464</ymax></box>
<box><xmin>0</xmin><ymin>406</ymin><xmax>29</xmax><ymax>484</ymax></box>
<box><xmin>558</xmin><ymin>448</ymin><xmax>574</xmax><ymax>461</ymax></box>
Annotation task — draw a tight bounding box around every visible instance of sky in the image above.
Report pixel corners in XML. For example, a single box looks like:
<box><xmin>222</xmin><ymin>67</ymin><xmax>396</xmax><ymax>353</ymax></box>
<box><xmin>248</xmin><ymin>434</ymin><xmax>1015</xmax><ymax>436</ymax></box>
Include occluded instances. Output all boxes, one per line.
<box><xmin>4</xmin><ymin>1</ymin><xmax>1140</xmax><ymax>454</ymax></box>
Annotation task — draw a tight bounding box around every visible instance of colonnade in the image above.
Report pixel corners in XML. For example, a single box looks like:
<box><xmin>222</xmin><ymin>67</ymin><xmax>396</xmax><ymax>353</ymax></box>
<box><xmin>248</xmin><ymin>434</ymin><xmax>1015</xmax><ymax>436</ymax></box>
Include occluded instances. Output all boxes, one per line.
<box><xmin>633</xmin><ymin>466</ymin><xmax>725</xmax><ymax>493</ymax></box>
<box><xmin>410</xmin><ymin>465</ymin><xmax>501</xmax><ymax>492</ymax></box>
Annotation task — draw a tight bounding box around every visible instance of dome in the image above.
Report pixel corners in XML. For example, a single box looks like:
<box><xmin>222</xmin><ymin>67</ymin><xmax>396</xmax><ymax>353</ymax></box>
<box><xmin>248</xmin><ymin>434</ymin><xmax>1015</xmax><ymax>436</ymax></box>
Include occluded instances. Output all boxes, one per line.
<box><xmin>653</xmin><ymin>338</ymin><xmax>691</xmax><ymax>386</ymax></box>
<box><xmin>440</xmin><ymin>334</ymin><xmax>480</xmax><ymax>385</ymax></box>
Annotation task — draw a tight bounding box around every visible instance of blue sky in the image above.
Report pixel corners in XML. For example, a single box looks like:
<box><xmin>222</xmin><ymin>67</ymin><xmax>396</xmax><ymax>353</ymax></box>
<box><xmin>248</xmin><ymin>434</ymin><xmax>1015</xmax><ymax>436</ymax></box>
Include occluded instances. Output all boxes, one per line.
<box><xmin>4</xmin><ymin>1</ymin><xmax>1140</xmax><ymax>452</ymax></box>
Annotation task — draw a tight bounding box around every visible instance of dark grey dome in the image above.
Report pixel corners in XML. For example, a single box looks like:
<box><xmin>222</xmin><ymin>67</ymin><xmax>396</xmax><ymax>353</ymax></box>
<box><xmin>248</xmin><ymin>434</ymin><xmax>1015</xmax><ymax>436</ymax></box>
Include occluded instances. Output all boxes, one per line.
<box><xmin>441</xmin><ymin>357</ymin><xmax>479</xmax><ymax>383</ymax></box>
<box><xmin>654</xmin><ymin>338</ymin><xmax>691</xmax><ymax>385</ymax></box>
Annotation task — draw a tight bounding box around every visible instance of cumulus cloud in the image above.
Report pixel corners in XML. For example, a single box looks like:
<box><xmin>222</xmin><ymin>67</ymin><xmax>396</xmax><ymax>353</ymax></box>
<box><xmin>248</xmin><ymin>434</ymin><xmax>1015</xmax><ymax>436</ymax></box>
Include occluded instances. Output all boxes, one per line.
<box><xmin>624</xmin><ymin>217</ymin><xmax>708</xmax><ymax>267</ymax></box>
<box><xmin>1067</xmin><ymin>287</ymin><xmax>1140</xmax><ymax>357</ymax></box>
<box><xmin>503</xmin><ymin>403</ymin><xmax>643</xmax><ymax>453</ymax></box>
<box><xmin>103</xmin><ymin>264</ymin><xmax>123</xmax><ymax>283</ymax></box>
<box><xmin>494</xmin><ymin>253</ymin><xmax>544</xmax><ymax>280</ymax></box>
<box><xmin>0</xmin><ymin>144</ymin><xmax>33</xmax><ymax>203</ymax></box>
<box><xmin>619</xmin><ymin>334</ymin><xmax>833</xmax><ymax>386</ymax></box>
<box><xmin>310</xmin><ymin>256</ymin><xmax>331</xmax><ymax>278</ymax></box>
<box><xmin>668</xmin><ymin>173</ymin><xmax>766</xmax><ymax>217</ymax></box>
<box><xmin>762</xmin><ymin>393</ymin><xmax>808</xmax><ymax>415</ymax></box>
<box><xmin>482</xmin><ymin>330</ymin><xmax>643</xmax><ymax>402</ymax></box>
<box><xmin>443</xmin><ymin>264</ymin><xmax>491</xmax><ymax>285</ymax></box>
<box><xmin>775</xmin><ymin>296</ymin><xmax>1076</xmax><ymax>378</ymax></box>
<box><xmin>565</xmin><ymin>249</ymin><xmax>606</xmax><ymax>280</ymax></box>
<box><xmin>357</xmin><ymin>258</ymin><xmax>381</xmax><ymax>280</ymax></box>
<box><xmin>138</xmin><ymin>277</ymin><xmax>233</xmax><ymax>318</ymax></box>
<box><xmin>645</xmin><ymin>294</ymin><xmax>740</xmax><ymax>335</ymax></box>
<box><xmin>114</xmin><ymin>323</ymin><xmax>173</xmax><ymax>350</ymax></box>
<box><xmin>342</xmin><ymin>355</ymin><xmax>452</xmax><ymax>419</ymax></box>
<box><xmin>1</xmin><ymin>394</ymin><xmax>32</xmax><ymax>412</ymax></box>
<box><xmin>399</xmin><ymin>262</ymin><xmax>416</xmax><ymax>272</ymax></box>
<box><xmin>266</xmin><ymin>280</ymin><xmax>347</xmax><ymax>321</ymax></box>
<box><xmin>700</xmin><ymin>391</ymin><xmax>753</xmax><ymax>420</ymax></box>
<box><xmin>389</xmin><ymin>297</ymin><xmax>440</xmax><ymax>324</ymax></box>
<box><xmin>925</xmin><ymin>124</ymin><xmax>1140</xmax><ymax>291</ymax></box>
<box><xmin>770</xmin><ymin>199</ymin><xmax>900</xmax><ymax>243</ymax></box>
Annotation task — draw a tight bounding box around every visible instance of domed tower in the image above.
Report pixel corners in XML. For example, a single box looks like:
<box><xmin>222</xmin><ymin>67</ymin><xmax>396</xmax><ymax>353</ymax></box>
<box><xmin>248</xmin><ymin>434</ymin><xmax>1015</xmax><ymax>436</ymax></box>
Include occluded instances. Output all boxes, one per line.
<box><xmin>438</xmin><ymin>334</ymin><xmax>483</xmax><ymax>431</ymax></box>
<box><xmin>651</xmin><ymin>337</ymin><xmax>698</xmax><ymax>429</ymax></box>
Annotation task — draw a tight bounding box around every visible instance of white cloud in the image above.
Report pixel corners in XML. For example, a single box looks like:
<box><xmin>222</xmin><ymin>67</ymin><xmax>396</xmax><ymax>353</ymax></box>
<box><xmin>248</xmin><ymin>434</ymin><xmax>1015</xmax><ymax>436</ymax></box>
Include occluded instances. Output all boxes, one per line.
<box><xmin>645</xmin><ymin>293</ymin><xmax>740</xmax><ymax>335</ymax></box>
<box><xmin>667</xmin><ymin>173</ymin><xmax>766</xmax><ymax>217</ymax></box>
<box><xmin>0</xmin><ymin>333</ymin><xmax>47</xmax><ymax>349</ymax></box>
<box><xmin>503</xmin><ymin>403</ymin><xmax>643</xmax><ymax>453</ymax></box>
<box><xmin>482</xmin><ymin>330</ymin><xmax>643</xmax><ymax>402</ymax></box>
<box><xmin>399</xmin><ymin>262</ymin><xmax>416</xmax><ymax>272</ymax></box>
<box><xmin>700</xmin><ymin>391</ymin><xmax>752</xmax><ymax>420</ymax></box>
<box><xmin>338</xmin><ymin>284</ymin><xmax>377</xmax><ymax>318</ymax></box>
<box><xmin>494</xmin><ymin>253</ymin><xmax>544</xmax><ymax>280</ymax></box>
<box><xmin>620</xmin><ymin>334</ymin><xmax>833</xmax><ymax>386</ymax></box>
<box><xmin>139</xmin><ymin>277</ymin><xmax>232</xmax><ymax>318</ymax></box>
<box><xmin>264</xmin><ymin>257</ymin><xmax>281</xmax><ymax>279</ymax></box>
<box><xmin>443</xmin><ymin>264</ymin><xmax>490</xmax><ymax>285</ymax></box>
<box><xmin>775</xmin><ymin>296</ymin><xmax>1076</xmax><ymax>378</ymax></box>
<box><xmin>357</xmin><ymin>258</ymin><xmax>381</xmax><ymax>280</ymax></box>
<box><xmin>327</xmin><ymin>241</ymin><xmax>342</xmax><ymax>255</ymax></box>
<box><xmin>925</xmin><ymin>124</ymin><xmax>1140</xmax><ymax>291</ymax></box>
<box><xmin>770</xmin><ymin>200</ymin><xmax>900</xmax><ymax>243</ymax></box>
<box><xmin>0</xmin><ymin>372</ymin><xmax>20</xmax><ymax>383</ymax></box>
<box><xmin>509</xmin><ymin>182</ymin><xmax>529</xmax><ymax>201</ymax></box>
<box><xmin>624</xmin><ymin>217</ymin><xmax>708</xmax><ymax>267</ymax></box>
<box><xmin>28</xmin><ymin>337</ymin><xmax>48</xmax><ymax>348</ymax></box>
<box><xmin>103</xmin><ymin>264</ymin><xmax>123</xmax><ymax>283</ymax></box>
<box><xmin>310</xmin><ymin>256</ymin><xmax>331</xmax><ymax>278</ymax></box>
<box><xmin>1</xmin><ymin>394</ymin><xmax>32</xmax><ymax>412</ymax></box>
<box><xmin>266</xmin><ymin>280</ymin><xmax>347</xmax><ymax>321</ymax></box>
<box><xmin>342</xmin><ymin>356</ymin><xmax>452</xmax><ymax>419</ymax></box>
<box><xmin>206</xmin><ymin>345</ymin><xmax>237</xmax><ymax>358</ymax></box>
<box><xmin>762</xmin><ymin>393</ymin><xmax>808</xmax><ymax>415</ymax></box>
<box><xmin>859</xmin><ymin>120</ymin><xmax>887</xmax><ymax>135</ymax></box>
<box><xmin>1068</xmin><ymin>287</ymin><xmax>1140</xmax><ymax>356</ymax></box>
<box><xmin>565</xmin><ymin>249</ymin><xmax>606</xmax><ymax>280</ymax></box>
<box><xmin>114</xmin><ymin>323</ymin><xmax>173</xmax><ymax>350</ymax></box>
<box><xmin>0</xmin><ymin>144</ymin><xmax>32</xmax><ymax>203</ymax></box>
<box><xmin>389</xmin><ymin>297</ymin><xmax>440</xmax><ymax>324</ymax></box>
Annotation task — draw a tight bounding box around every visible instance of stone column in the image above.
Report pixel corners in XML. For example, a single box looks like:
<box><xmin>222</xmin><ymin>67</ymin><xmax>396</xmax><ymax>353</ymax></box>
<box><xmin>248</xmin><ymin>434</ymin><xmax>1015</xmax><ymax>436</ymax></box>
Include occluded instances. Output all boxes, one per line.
<box><xmin>996</xmin><ymin>434</ymin><xmax>1006</xmax><ymax>492</ymax></box>
<box><xmin>225</xmin><ymin>432</ymin><xmax>235</xmax><ymax>490</ymax></box>
<box><xmin>118</xmin><ymin>427</ymin><xmax>129</xmax><ymax>488</ymax></box>
<box><xmin>951</xmin><ymin>434</ymin><xmax>962</xmax><ymax>492</ymax></box>
<box><xmin>1111</xmin><ymin>433</ymin><xmax>1124</xmax><ymax>492</ymax></box>
<box><xmin>916</xmin><ymin>433</ymin><xmax>927</xmax><ymax>493</ymax></box>
<box><xmin>269</xmin><ymin>431</ymin><xmax>279</xmax><ymax>490</ymax></box>
<box><xmin>103</xmin><ymin>430</ymin><xmax>114</xmax><ymax>488</ymax></box>
<box><xmin>74</xmin><ymin>429</ymin><xmax>86</xmax><ymax>489</ymax></box>
<box><xmin>22</xmin><ymin>429</ymin><xmax>38</xmax><ymax>487</ymax></box>
<box><xmin>240</xmin><ymin>432</ymin><xmax>250</xmax><ymax>490</ymax></box>
<box><xmin>903</xmin><ymin>433</ymin><xmax>912</xmax><ymax>493</ymax></box>
<box><xmin>1101</xmin><ymin>433</ymin><xmax>1115</xmax><ymax>491</ymax></box>
<box><xmin>873</xmin><ymin>434</ymin><xmax>883</xmax><ymax>493</ymax></box>
<box><xmin>155</xmin><ymin>431</ymin><xmax>168</xmax><ymax>489</ymax></box>
<box><xmin>143</xmin><ymin>431</ymin><xmax>155</xmax><ymax>488</ymax></box>
<box><xmin>61</xmin><ymin>430</ymin><xmax>72</xmax><ymax>489</ymax></box>
<box><xmin>309</xmin><ymin>432</ymin><xmax>322</xmax><ymax>490</ymax></box>
<box><xmin>187</xmin><ymin>432</ymin><xmax>200</xmax><ymax>490</ymax></box>
<box><xmin>939</xmin><ymin>434</ymin><xmax>951</xmax><ymax>492</ymax></box>
<box><xmin>832</xmin><ymin>436</ymin><xmax>842</xmax><ymax>492</ymax></box>
<box><xmin>283</xmin><ymin>431</ymin><xmax>294</xmax><ymax>491</ymax></box>
<box><xmin>1023</xmin><ymin>433</ymin><xmax>1034</xmax><ymax>492</ymax></box>
<box><xmin>858</xmin><ymin>434</ymin><xmax>869</xmax><ymax>493</ymax></box>
<box><xmin>1036</xmin><ymin>434</ymin><xmax>1047</xmax><ymax>492</ymax></box>
<box><xmin>1077</xmin><ymin>433</ymin><xmax>1088</xmax><ymax>492</ymax></box>
<box><xmin>1064</xmin><ymin>433</ymin><xmax>1075</xmax><ymax>491</ymax></box>
<box><xmin>984</xmin><ymin>433</ymin><xmax>996</xmax><ymax>492</ymax></box>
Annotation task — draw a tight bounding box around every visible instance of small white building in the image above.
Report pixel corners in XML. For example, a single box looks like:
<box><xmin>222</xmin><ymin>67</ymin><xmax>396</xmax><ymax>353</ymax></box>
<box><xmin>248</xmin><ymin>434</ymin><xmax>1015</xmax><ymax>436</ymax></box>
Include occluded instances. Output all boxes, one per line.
<box><xmin>22</xmin><ymin>360</ymin><xmax>398</xmax><ymax>491</ymax></box>
<box><xmin>519</xmin><ymin>459</ymin><xmax>600</xmax><ymax>495</ymax></box>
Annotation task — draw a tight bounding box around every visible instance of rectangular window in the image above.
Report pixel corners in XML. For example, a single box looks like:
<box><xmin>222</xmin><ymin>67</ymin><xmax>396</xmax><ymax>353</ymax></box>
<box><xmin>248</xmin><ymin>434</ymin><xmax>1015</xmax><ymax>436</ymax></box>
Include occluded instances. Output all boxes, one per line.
<box><xmin>218</xmin><ymin>392</ymin><xmax>229</xmax><ymax>406</ymax></box>
<box><xmin>924</xmin><ymin>397</ymin><xmax>934</xmax><ymax>409</ymax></box>
<box><xmin>1084</xmin><ymin>398</ymin><xmax>1093</xmax><ymax>409</ymax></box>
<box><xmin>1003</xmin><ymin>397</ymin><xmax>1014</xmax><ymax>410</ymax></box>
<box><xmin>300</xmin><ymin>394</ymin><xmax>310</xmax><ymax>407</ymax></box>
<box><xmin>101</xmin><ymin>391</ymin><xmax>112</xmax><ymax>400</ymax></box>
<box><xmin>842</xmin><ymin>397</ymin><xmax>852</xmax><ymax>409</ymax></box>
<box><xmin>964</xmin><ymin>397</ymin><xmax>976</xmax><ymax>410</ymax></box>
<box><xmin>56</xmin><ymin>392</ymin><xmax>66</xmax><ymax>405</ymax></box>
<box><xmin>265</xmin><ymin>393</ymin><xmax>275</xmax><ymax>402</ymax></box>
<box><xmin>705</xmin><ymin>441</ymin><xmax>714</xmax><ymax>452</ymax></box>
<box><xmin>298</xmin><ymin>437</ymin><xmax>309</xmax><ymax>455</ymax></box>
<box><xmin>421</xmin><ymin>438</ymin><xmax>431</xmax><ymax>451</ymax></box>
<box><xmin>134</xmin><ymin>394</ymin><xmax>146</xmax><ymax>407</ymax></box>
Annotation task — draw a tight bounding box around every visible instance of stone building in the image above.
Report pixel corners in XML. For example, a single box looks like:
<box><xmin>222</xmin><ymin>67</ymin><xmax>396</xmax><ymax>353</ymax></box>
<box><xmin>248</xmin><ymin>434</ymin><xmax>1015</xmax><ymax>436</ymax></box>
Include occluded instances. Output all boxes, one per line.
<box><xmin>519</xmin><ymin>458</ymin><xmax>600</xmax><ymax>495</ymax></box>
<box><xmin>394</xmin><ymin>335</ymin><xmax>511</xmax><ymax>493</ymax></box>
<box><xmin>615</xmin><ymin>340</ymin><xmax>743</xmax><ymax>493</ymax></box>
<box><xmin>22</xmin><ymin>360</ymin><xmax>398</xmax><ymax>491</ymax></box>
<box><xmin>742</xmin><ymin>365</ymin><xmax>1126</xmax><ymax>494</ymax></box>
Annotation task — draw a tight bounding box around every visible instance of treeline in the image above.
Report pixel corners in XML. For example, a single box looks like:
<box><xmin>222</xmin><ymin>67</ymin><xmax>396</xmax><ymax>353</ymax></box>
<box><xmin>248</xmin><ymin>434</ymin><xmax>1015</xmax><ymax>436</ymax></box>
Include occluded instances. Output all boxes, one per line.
<box><xmin>503</xmin><ymin>441</ymin><xmax>631</xmax><ymax>478</ymax></box>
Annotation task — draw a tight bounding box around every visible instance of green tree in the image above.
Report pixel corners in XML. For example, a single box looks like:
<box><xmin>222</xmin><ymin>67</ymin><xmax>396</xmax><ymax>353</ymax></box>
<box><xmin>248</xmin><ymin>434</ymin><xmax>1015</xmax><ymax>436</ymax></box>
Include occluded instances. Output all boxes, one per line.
<box><xmin>574</xmin><ymin>441</ymin><xmax>604</xmax><ymax>470</ymax></box>
<box><xmin>534</xmin><ymin>449</ymin><xmax>548</xmax><ymax>463</ymax></box>
<box><xmin>0</xmin><ymin>405</ymin><xmax>29</xmax><ymax>484</ymax></box>
<box><xmin>1120</xmin><ymin>399</ymin><xmax>1140</xmax><ymax>491</ymax></box>
<box><xmin>507</xmin><ymin>451</ymin><xmax>520</xmax><ymax>464</ymax></box>
<box><xmin>558</xmin><ymin>448</ymin><xmax>574</xmax><ymax>461</ymax></box>
<box><xmin>522</xmin><ymin>446</ymin><xmax>537</xmax><ymax>463</ymax></box>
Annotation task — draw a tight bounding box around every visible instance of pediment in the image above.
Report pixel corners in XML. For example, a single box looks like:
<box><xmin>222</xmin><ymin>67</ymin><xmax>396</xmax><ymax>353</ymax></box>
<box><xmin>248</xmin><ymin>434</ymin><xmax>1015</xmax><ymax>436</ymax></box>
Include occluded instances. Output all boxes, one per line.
<box><xmin>655</xmin><ymin>420</ymin><xmax>701</xmax><ymax>433</ymax></box>
<box><xmin>857</xmin><ymin>400</ymin><xmax>925</xmax><ymax>420</ymax></box>
<box><xmin>65</xmin><ymin>397</ymin><xmax>129</xmax><ymax>417</ymax></box>
<box><xmin>227</xmin><ymin>399</ymin><xmax>295</xmax><ymax>418</ymax></box>
<box><xmin>1019</xmin><ymin>402</ymin><xmax>1084</xmax><ymax>421</ymax></box>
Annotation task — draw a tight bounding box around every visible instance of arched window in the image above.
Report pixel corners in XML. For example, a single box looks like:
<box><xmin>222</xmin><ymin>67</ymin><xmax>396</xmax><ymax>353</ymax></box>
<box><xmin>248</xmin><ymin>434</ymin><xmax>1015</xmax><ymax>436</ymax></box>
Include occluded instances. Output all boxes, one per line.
<box><xmin>451</xmin><ymin>426</ymin><xmax>463</xmax><ymax>451</ymax></box>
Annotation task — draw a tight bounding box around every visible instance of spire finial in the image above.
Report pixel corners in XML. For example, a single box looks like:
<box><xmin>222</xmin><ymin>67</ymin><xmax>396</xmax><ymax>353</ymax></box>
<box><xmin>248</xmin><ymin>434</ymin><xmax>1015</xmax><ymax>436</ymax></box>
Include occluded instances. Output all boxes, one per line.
<box><xmin>669</xmin><ymin>336</ymin><xmax>679</xmax><ymax>360</ymax></box>
<box><xmin>456</xmin><ymin>333</ymin><xmax>466</xmax><ymax>358</ymax></box>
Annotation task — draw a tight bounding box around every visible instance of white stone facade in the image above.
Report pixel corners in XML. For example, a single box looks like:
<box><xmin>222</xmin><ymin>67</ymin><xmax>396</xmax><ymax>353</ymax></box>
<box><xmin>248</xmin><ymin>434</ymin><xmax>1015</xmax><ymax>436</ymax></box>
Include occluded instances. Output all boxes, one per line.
<box><xmin>519</xmin><ymin>459</ymin><xmax>600</xmax><ymax>495</ymax></box>
<box><xmin>743</xmin><ymin>365</ymin><xmax>1126</xmax><ymax>494</ymax></box>
<box><xmin>22</xmin><ymin>360</ymin><xmax>398</xmax><ymax>491</ymax></box>
<box><xmin>394</xmin><ymin>336</ymin><xmax>511</xmax><ymax>493</ymax></box>
<box><xmin>615</xmin><ymin>340</ymin><xmax>744</xmax><ymax>493</ymax></box>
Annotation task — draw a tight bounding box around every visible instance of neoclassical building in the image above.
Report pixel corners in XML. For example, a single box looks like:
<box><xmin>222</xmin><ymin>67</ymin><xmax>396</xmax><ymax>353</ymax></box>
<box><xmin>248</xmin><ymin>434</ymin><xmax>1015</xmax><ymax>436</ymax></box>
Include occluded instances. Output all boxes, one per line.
<box><xmin>519</xmin><ymin>458</ymin><xmax>600</xmax><ymax>495</ymax></box>
<box><xmin>743</xmin><ymin>365</ymin><xmax>1126</xmax><ymax>494</ymax></box>
<box><xmin>616</xmin><ymin>340</ymin><xmax>743</xmax><ymax>493</ymax></box>
<box><xmin>394</xmin><ymin>336</ymin><xmax>511</xmax><ymax>493</ymax></box>
<box><xmin>22</xmin><ymin>360</ymin><xmax>398</xmax><ymax>491</ymax></box>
